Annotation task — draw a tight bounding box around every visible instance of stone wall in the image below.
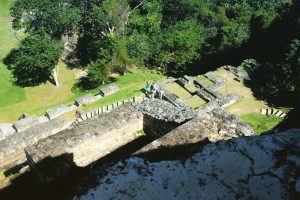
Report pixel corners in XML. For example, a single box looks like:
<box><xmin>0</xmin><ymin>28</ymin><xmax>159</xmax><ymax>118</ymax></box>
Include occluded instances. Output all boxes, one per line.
<box><xmin>75</xmin><ymin>129</ymin><xmax>300</xmax><ymax>200</ymax></box>
<box><xmin>0</xmin><ymin>119</ymin><xmax>72</xmax><ymax>171</ymax></box>
<box><xmin>73</xmin><ymin>95</ymin><xmax>145</xmax><ymax>125</ymax></box>
<box><xmin>135</xmin><ymin>107</ymin><xmax>254</xmax><ymax>157</ymax></box>
<box><xmin>25</xmin><ymin>103</ymin><xmax>144</xmax><ymax>183</ymax></box>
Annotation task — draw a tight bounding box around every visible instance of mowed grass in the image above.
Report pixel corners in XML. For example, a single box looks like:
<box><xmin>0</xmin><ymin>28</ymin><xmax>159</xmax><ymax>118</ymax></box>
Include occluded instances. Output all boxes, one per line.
<box><xmin>195</xmin><ymin>75</ymin><xmax>214</xmax><ymax>87</ymax></box>
<box><xmin>58</xmin><ymin>70</ymin><xmax>165</xmax><ymax>121</ymax></box>
<box><xmin>0</xmin><ymin>1</ymin><xmax>83</xmax><ymax>122</ymax></box>
<box><xmin>0</xmin><ymin>0</ymin><xmax>26</xmax><ymax>107</ymax></box>
<box><xmin>241</xmin><ymin>113</ymin><xmax>283</xmax><ymax>135</ymax></box>
<box><xmin>184</xmin><ymin>95</ymin><xmax>206</xmax><ymax>109</ymax></box>
<box><xmin>215</xmin><ymin>68</ymin><xmax>269</xmax><ymax>116</ymax></box>
<box><xmin>185</xmin><ymin>83</ymin><xmax>198</xmax><ymax>93</ymax></box>
<box><xmin>212</xmin><ymin>67</ymin><xmax>286</xmax><ymax>134</ymax></box>
<box><xmin>164</xmin><ymin>82</ymin><xmax>191</xmax><ymax>99</ymax></box>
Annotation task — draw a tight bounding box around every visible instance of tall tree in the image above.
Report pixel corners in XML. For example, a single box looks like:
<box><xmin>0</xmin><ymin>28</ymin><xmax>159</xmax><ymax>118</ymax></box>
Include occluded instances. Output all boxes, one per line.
<box><xmin>5</xmin><ymin>34</ymin><xmax>63</xmax><ymax>86</ymax></box>
<box><xmin>11</xmin><ymin>0</ymin><xmax>81</xmax><ymax>38</ymax></box>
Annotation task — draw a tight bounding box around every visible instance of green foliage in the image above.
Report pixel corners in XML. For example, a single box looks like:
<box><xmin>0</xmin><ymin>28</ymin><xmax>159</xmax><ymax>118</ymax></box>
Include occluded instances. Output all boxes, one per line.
<box><xmin>241</xmin><ymin>113</ymin><xmax>284</xmax><ymax>135</ymax></box>
<box><xmin>88</xmin><ymin>59</ymin><xmax>110</xmax><ymax>85</ymax></box>
<box><xmin>11</xmin><ymin>0</ymin><xmax>81</xmax><ymax>38</ymax></box>
<box><xmin>4</xmin><ymin>34</ymin><xmax>63</xmax><ymax>86</ymax></box>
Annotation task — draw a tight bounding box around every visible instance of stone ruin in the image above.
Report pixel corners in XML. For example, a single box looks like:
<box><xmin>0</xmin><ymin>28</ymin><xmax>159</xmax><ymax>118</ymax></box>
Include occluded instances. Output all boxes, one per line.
<box><xmin>0</xmin><ymin>96</ymin><xmax>299</xmax><ymax>199</ymax></box>
<box><xmin>0</xmin><ymin>98</ymin><xmax>253</xmax><ymax>183</ymax></box>
<box><xmin>0</xmin><ymin>65</ymin><xmax>299</xmax><ymax>199</ymax></box>
<box><xmin>0</xmin><ymin>83</ymin><xmax>120</xmax><ymax>142</ymax></box>
<box><xmin>79</xmin><ymin>128</ymin><xmax>300</xmax><ymax>200</ymax></box>
<box><xmin>158</xmin><ymin>69</ymin><xmax>243</xmax><ymax>113</ymax></box>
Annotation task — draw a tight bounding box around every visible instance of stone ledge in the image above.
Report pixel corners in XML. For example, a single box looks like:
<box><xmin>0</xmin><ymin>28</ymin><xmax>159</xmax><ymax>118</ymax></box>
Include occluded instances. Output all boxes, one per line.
<box><xmin>75</xmin><ymin>94</ymin><xmax>102</xmax><ymax>106</ymax></box>
<box><xmin>100</xmin><ymin>83</ymin><xmax>119</xmax><ymax>96</ymax></box>
<box><xmin>0</xmin><ymin>119</ymin><xmax>72</xmax><ymax>171</ymax></box>
<box><xmin>46</xmin><ymin>104</ymin><xmax>78</xmax><ymax>120</ymax></box>
<box><xmin>13</xmin><ymin>116</ymin><xmax>49</xmax><ymax>133</ymax></box>
<box><xmin>25</xmin><ymin>103</ymin><xmax>143</xmax><ymax>183</ymax></box>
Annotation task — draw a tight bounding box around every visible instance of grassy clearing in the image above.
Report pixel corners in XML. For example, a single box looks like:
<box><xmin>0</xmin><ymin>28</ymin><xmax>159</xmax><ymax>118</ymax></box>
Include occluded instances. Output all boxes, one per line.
<box><xmin>185</xmin><ymin>83</ymin><xmax>198</xmax><ymax>93</ymax></box>
<box><xmin>241</xmin><ymin>113</ymin><xmax>284</xmax><ymax>134</ymax></box>
<box><xmin>184</xmin><ymin>95</ymin><xmax>206</xmax><ymax>109</ymax></box>
<box><xmin>164</xmin><ymin>82</ymin><xmax>192</xmax><ymax>99</ymax></box>
<box><xmin>0</xmin><ymin>61</ymin><xmax>82</xmax><ymax>122</ymax></box>
<box><xmin>0</xmin><ymin>1</ymin><xmax>83</xmax><ymax>122</ymax></box>
<box><xmin>195</xmin><ymin>75</ymin><xmax>214</xmax><ymax>87</ymax></box>
<box><xmin>58</xmin><ymin>70</ymin><xmax>165</xmax><ymax>121</ymax></box>
<box><xmin>214</xmin><ymin>68</ymin><xmax>269</xmax><ymax>116</ymax></box>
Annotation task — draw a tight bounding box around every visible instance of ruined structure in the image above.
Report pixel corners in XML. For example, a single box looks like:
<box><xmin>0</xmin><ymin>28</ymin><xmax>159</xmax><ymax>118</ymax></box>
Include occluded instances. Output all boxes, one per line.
<box><xmin>77</xmin><ymin>129</ymin><xmax>300</xmax><ymax>200</ymax></box>
<box><xmin>25</xmin><ymin>103</ymin><xmax>143</xmax><ymax>182</ymax></box>
<box><xmin>0</xmin><ymin>119</ymin><xmax>71</xmax><ymax>170</ymax></box>
<box><xmin>0</xmin><ymin>64</ymin><xmax>298</xmax><ymax>200</ymax></box>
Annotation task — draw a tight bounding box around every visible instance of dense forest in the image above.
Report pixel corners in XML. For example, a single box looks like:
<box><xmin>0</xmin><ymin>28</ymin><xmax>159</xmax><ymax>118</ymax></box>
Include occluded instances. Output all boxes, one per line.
<box><xmin>5</xmin><ymin>0</ymin><xmax>300</xmax><ymax>107</ymax></box>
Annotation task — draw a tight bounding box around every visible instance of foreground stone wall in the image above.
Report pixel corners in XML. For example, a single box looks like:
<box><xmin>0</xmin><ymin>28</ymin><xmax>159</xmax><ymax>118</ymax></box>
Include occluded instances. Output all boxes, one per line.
<box><xmin>0</xmin><ymin>119</ymin><xmax>72</xmax><ymax>171</ymax></box>
<box><xmin>135</xmin><ymin>99</ymin><xmax>196</xmax><ymax>138</ymax></box>
<box><xmin>76</xmin><ymin>129</ymin><xmax>300</xmax><ymax>200</ymax></box>
<box><xmin>135</xmin><ymin>108</ymin><xmax>254</xmax><ymax>157</ymax></box>
<box><xmin>25</xmin><ymin>103</ymin><xmax>143</xmax><ymax>183</ymax></box>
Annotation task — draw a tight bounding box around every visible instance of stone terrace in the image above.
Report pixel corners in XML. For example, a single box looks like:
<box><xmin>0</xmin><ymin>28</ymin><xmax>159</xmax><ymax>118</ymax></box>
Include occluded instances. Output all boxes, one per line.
<box><xmin>25</xmin><ymin>103</ymin><xmax>144</xmax><ymax>182</ymax></box>
<box><xmin>159</xmin><ymin>70</ymin><xmax>243</xmax><ymax>112</ymax></box>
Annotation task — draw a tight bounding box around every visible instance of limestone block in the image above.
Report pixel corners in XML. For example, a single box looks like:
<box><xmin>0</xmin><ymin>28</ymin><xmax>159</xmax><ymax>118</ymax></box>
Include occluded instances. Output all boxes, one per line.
<box><xmin>75</xmin><ymin>94</ymin><xmax>101</xmax><ymax>106</ymax></box>
<box><xmin>261</xmin><ymin>109</ymin><xmax>267</xmax><ymax>115</ymax></box>
<box><xmin>100</xmin><ymin>84</ymin><xmax>119</xmax><ymax>97</ymax></box>
<box><xmin>25</xmin><ymin>104</ymin><xmax>143</xmax><ymax>183</ymax></box>
<box><xmin>134</xmin><ymin>96</ymin><xmax>144</xmax><ymax>103</ymax></box>
<box><xmin>107</xmin><ymin>104</ymin><xmax>112</xmax><ymax>112</ymax></box>
<box><xmin>0</xmin><ymin>119</ymin><xmax>72</xmax><ymax>170</ymax></box>
<box><xmin>13</xmin><ymin>116</ymin><xmax>49</xmax><ymax>133</ymax></box>
<box><xmin>46</xmin><ymin>104</ymin><xmax>77</xmax><ymax>120</ymax></box>
<box><xmin>113</xmin><ymin>102</ymin><xmax>118</xmax><ymax>108</ymax></box>
<box><xmin>0</xmin><ymin>124</ymin><xmax>16</xmax><ymax>141</ymax></box>
<box><xmin>275</xmin><ymin>111</ymin><xmax>283</xmax><ymax>117</ymax></box>
<box><xmin>76</xmin><ymin>118</ymin><xmax>83</xmax><ymax>123</ymax></box>
<box><xmin>280</xmin><ymin>113</ymin><xmax>287</xmax><ymax>118</ymax></box>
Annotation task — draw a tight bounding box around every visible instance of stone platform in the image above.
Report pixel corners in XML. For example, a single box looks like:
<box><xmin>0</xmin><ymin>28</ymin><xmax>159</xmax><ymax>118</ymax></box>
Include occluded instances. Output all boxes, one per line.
<box><xmin>0</xmin><ymin>119</ymin><xmax>72</xmax><ymax>171</ymax></box>
<box><xmin>25</xmin><ymin>103</ymin><xmax>143</xmax><ymax>183</ymax></box>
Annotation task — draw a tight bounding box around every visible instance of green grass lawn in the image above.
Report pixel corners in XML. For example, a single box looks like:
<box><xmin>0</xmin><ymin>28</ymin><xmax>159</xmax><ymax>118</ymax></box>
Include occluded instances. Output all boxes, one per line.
<box><xmin>195</xmin><ymin>75</ymin><xmax>214</xmax><ymax>87</ymax></box>
<box><xmin>0</xmin><ymin>1</ymin><xmax>165</xmax><ymax>122</ymax></box>
<box><xmin>185</xmin><ymin>83</ymin><xmax>198</xmax><ymax>93</ymax></box>
<box><xmin>241</xmin><ymin>113</ymin><xmax>284</xmax><ymax>135</ymax></box>
<box><xmin>58</xmin><ymin>70</ymin><xmax>164</xmax><ymax>121</ymax></box>
<box><xmin>0</xmin><ymin>0</ymin><xmax>26</xmax><ymax>107</ymax></box>
<box><xmin>184</xmin><ymin>95</ymin><xmax>206</xmax><ymax>109</ymax></box>
<box><xmin>164</xmin><ymin>82</ymin><xmax>192</xmax><ymax>99</ymax></box>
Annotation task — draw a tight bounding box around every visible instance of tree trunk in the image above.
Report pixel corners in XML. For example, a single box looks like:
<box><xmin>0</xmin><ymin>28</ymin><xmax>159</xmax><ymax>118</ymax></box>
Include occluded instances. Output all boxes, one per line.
<box><xmin>53</xmin><ymin>64</ymin><xmax>59</xmax><ymax>86</ymax></box>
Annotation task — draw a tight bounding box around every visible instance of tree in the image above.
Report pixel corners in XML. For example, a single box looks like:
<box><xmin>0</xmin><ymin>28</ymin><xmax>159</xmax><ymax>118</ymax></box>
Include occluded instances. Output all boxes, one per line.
<box><xmin>5</xmin><ymin>34</ymin><xmax>63</xmax><ymax>87</ymax></box>
<box><xmin>88</xmin><ymin>58</ymin><xmax>111</xmax><ymax>85</ymax></box>
<box><xmin>11</xmin><ymin>0</ymin><xmax>81</xmax><ymax>38</ymax></box>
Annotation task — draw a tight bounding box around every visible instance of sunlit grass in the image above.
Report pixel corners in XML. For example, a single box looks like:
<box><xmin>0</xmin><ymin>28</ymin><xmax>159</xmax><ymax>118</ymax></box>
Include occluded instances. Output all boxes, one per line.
<box><xmin>164</xmin><ymin>82</ymin><xmax>192</xmax><ymax>99</ymax></box>
<box><xmin>184</xmin><ymin>95</ymin><xmax>206</xmax><ymax>109</ymax></box>
<box><xmin>241</xmin><ymin>113</ymin><xmax>284</xmax><ymax>135</ymax></box>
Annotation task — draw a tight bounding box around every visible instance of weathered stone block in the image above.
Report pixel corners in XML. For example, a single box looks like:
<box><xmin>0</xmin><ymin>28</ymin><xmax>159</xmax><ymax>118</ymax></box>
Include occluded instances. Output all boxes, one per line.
<box><xmin>0</xmin><ymin>119</ymin><xmax>72</xmax><ymax>170</ymax></box>
<box><xmin>261</xmin><ymin>109</ymin><xmax>267</xmax><ymax>115</ymax></box>
<box><xmin>25</xmin><ymin>104</ymin><xmax>143</xmax><ymax>183</ymax></box>
<box><xmin>13</xmin><ymin>116</ymin><xmax>49</xmax><ymax>133</ymax></box>
<box><xmin>0</xmin><ymin>123</ymin><xmax>16</xmax><ymax>141</ymax></box>
<box><xmin>46</xmin><ymin>104</ymin><xmax>77</xmax><ymax>120</ymax></box>
<box><xmin>75</xmin><ymin>94</ymin><xmax>102</xmax><ymax>106</ymax></box>
<box><xmin>136</xmin><ymin>107</ymin><xmax>254</xmax><ymax>156</ymax></box>
<box><xmin>100</xmin><ymin>84</ymin><xmax>119</xmax><ymax>96</ymax></box>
